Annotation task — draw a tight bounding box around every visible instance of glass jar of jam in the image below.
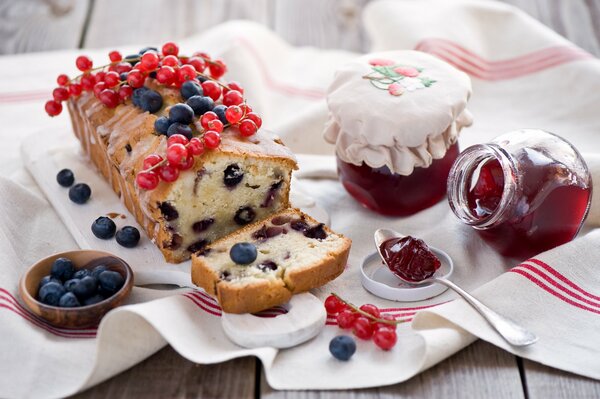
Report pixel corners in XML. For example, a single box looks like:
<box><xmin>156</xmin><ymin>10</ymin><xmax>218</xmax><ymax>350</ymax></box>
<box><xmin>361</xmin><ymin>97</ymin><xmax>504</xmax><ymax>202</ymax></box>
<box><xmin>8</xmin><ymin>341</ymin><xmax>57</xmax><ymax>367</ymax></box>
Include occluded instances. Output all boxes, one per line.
<box><xmin>447</xmin><ymin>129</ymin><xmax>592</xmax><ymax>259</ymax></box>
<box><xmin>323</xmin><ymin>50</ymin><xmax>473</xmax><ymax>217</ymax></box>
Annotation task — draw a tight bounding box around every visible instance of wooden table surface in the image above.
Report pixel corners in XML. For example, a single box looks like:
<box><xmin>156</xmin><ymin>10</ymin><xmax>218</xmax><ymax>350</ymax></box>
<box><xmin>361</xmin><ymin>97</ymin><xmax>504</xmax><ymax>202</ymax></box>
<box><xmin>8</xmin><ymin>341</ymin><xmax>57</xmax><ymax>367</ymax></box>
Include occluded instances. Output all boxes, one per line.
<box><xmin>2</xmin><ymin>0</ymin><xmax>599</xmax><ymax>397</ymax></box>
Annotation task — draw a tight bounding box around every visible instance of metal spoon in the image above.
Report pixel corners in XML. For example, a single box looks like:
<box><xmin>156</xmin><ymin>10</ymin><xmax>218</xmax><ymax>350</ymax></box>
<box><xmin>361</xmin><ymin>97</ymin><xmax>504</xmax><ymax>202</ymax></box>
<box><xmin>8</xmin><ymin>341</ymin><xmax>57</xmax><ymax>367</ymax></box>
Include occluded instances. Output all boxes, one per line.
<box><xmin>374</xmin><ymin>229</ymin><xmax>538</xmax><ymax>347</ymax></box>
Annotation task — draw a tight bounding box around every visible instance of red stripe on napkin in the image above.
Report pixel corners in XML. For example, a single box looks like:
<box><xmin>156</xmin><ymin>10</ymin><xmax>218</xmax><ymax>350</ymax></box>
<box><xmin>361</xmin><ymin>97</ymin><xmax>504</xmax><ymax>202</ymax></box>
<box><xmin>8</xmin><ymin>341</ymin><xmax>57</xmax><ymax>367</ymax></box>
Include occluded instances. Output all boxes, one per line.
<box><xmin>528</xmin><ymin>258</ymin><xmax>600</xmax><ymax>302</ymax></box>
<box><xmin>183</xmin><ymin>292</ymin><xmax>222</xmax><ymax>317</ymax></box>
<box><xmin>415</xmin><ymin>38</ymin><xmax>592</xmax><ymax>80</ymax></box>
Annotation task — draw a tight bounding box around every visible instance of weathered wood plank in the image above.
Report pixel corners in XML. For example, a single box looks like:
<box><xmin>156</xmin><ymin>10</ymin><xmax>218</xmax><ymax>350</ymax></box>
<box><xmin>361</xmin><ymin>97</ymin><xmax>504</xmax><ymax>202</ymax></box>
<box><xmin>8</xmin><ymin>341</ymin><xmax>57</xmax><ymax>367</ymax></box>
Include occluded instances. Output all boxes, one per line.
<box><xmin>523</xmin><ymin>359</ymin><xmax>600</xmax><ymax>399</ymax></box>
<box><xmin>83</xmin><ymin>0</ymin><xmax>273</xmax><ymax>49</ymax></box>
<box><xmin>0</xmin><ymin>0</ymin><xmax>90</xmax><ymax>54</ymax></box>
<box><xmin>260</xmin><ymin>341</ymin><xmax>524</xmax><ymax>399</ymax></box>
<box><xmin>73</xmin><ymin>347</ymin><xmax>256</xmax><ymax>399</ymax></box>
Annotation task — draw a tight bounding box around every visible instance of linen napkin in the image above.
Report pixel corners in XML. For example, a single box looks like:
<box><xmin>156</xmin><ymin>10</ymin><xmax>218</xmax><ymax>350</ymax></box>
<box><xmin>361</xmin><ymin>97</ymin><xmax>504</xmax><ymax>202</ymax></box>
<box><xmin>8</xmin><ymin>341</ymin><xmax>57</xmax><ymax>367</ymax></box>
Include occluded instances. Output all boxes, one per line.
<box><xmin>1</xmin><ymin>0</ymin><xmax>600</xmax><ymax>397</ymax></box>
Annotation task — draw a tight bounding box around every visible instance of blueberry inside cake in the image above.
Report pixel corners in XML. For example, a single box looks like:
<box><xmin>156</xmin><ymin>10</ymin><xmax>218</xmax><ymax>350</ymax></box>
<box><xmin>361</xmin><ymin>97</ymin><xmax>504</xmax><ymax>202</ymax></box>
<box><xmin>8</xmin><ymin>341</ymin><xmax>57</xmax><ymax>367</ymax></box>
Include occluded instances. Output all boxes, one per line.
<box><xmin>191</xmin><ymin>208</ymin><xmax>351</xmax><ymax>314</ymax></box>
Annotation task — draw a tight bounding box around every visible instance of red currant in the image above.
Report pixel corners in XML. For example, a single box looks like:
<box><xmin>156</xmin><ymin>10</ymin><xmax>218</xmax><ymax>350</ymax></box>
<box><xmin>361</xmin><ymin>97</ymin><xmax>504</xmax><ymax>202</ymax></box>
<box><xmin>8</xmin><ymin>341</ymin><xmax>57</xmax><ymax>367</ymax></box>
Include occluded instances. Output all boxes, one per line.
<box><xmin>201</xmin><ymin>81</ymin><xmax>222</xmax><ymax>101</ymax></box>
<box><xmin>136</xmin><ymin>171</ymin><xmax>159</xmax><ymax>190</ymax></box>
<box><xmin>93</xmin><ymin>82</ymin><xmax>107</xmax><ymax>97</ymax></box>
<box><xmin>206</xmin><ymin>119</ymin><xmax>223</xmax><ymax>133</ymax></box>
<box><xmin>240</xmin><ymin>104</ymin><xmax>253</xmax><ymax>114</ymax></box>
<box><xmin>75</xmin><ymin>55</ymin><xmax>93</xmax><ymax>71</ymax></box>
<box><xmin>99</xmin><ymin>89</ymin><xmax>120</xmax><ymax>108</ymax></box>
<box><xmin>352</xmin><ymin>316</ymin><xmax>374</xmax><ymax>340</ymax></box>
<box><xmin>57</xmin><ymin>74</ymin><xmax>70</xmax><ymax>86</ymax></box>
<box><xmin>359</xmin><ymin>304</ymin><xmax>380</xmax><ymax>319</ymax></box>
<box><xmin>194</xmin><ymin>51</ymin><xmax>211</xmax><ymax>60</ymax></box>
<box><xmin>223</xmin><ymin>90</ymin><xmax>243</xmax><ymax>106</ymax></box>
<box><xmin>158</xmin><ymin>163</ymin><xmax>180</xmax><ymax>182</ymax></box>
<box><xmin>104</xmin><ymin>71</ymin><xmax>120</xmax><ymax>88</ymax></box>
<box><xmin>374</xmin><ymin>314</ymin><xmax>397</xmax><ymax>331</ymax></box>
<box><xmin>373</xmin><ymin>327</ymin><xmax>397</xmax><ymax>350</ymax></box>
<box><xmin>118</xmin><ymin>85</ymin><xmax>133</xmax><ymax>100</ymax></box>
<box><xmin>52</xmin><ymin>87</ymin><xmax>70</xmax><ymax>102</ymax></box>
<box><xmin>200</xmin><ymin>111</ymin><xmax>218</xmax><ymax>128</ymax></box>
<box><xmin>246</xmin><ymin>112</ymin><xmax>262</xmax><ymax>129</ymax></box>
<box><xmin>203</xmin><ymin>131</ymin><xmax>221</xmax><ymax>149</ymax></box>
<box><xmin>127</xmin><ymin>70</ymin><xmax>145</xmax><ymax>88</ymax></box>
<box><xmin>162</xmin><ymin>55</ymin><xmax>180</xmax><ymax>67</ymax></box>
<box><xmin>156</xmin><ymin>66</ymin><xmax>176</xmax><ymax>85</ymax></box>
<box><xmin>238</xmin><ymin>119</ymin><xmax>258</xmax><ymax>137</ymax></box>
<box><xmin>179</xmin><ymin>153</ymin><xmax>195</xmax><ymax>170</ymax></box>
<box><xmin>45</xmin><ymin>100</ymin><xmax>62</xmax><ymax>116</ymax></box>
<box><xmin>69</xmin><ymin>83</ymin><xmax>83</xmax><ymax>96</ymax></box>
<box><xmin>162</xmin><ymin>42</ymin><xmax>179</xmax><ymax>57</ymax></box>
<box><xmin>95</xmin><ymin>71</ymin><xmax>106</xmax><ymax>83</ymax></box>
<box><xmin>225</xmin><ymin>81</ymin><xmax>244</xmax><ymax>94</ymax></box>
<box><xmin>80</xmin><ymin>74</ymin><xmax>95</xmax><ymax>91</ymax></box>
<box><xmin>141</xmin><ymin>51</ymin><xmax>160</xmax><ymax>70</ymax></box>
<box><xmin>337</xmin><ymin>310</ymin><xmax>357</xmax><ymax>329</ymax></box>
<box><xmin>109</xmin><ymin>50</ymin><xmax>122</xmax><ymax>62</ymax></box>
<box><xmin>143</xmin><ymin>154</ymin><xmax>164</xmax><ymax>170</ymax></box>
<box><xmin>324</xmin><ymin>295</ymin><xmax>346</xmax><ymax>315</ymax></box>
<box><xmin>167</xmin><ymin>134</ymin><xmax>189</xmax><ymax>147</ymax></box>
<box><xmin>208</xmin><ymin>59</ymin><xmax>227</xmax><ymax>79</ymax></box>
<box><xmin>188</xmin><ymin>137</ymin><xmax>204</xmax><ymax>156</ymax></box>
<box><xmin>178</xmin><ymin>65</ymin><xmax>197</xmax><ymax>82</ymax></box>
<box><xmin>115</xmin><ymin>62</ymin><xmax>132</xmax><ymax>74</ymax></box>
<box><xmin>166</xmin><ymin>143</ymin><xmax>188</xmax><ymax>166</ymax></box>
<box><xmin>187</xmin><ymin>57</ymin><xmax>206</xmax><ymax>72</ymax></box>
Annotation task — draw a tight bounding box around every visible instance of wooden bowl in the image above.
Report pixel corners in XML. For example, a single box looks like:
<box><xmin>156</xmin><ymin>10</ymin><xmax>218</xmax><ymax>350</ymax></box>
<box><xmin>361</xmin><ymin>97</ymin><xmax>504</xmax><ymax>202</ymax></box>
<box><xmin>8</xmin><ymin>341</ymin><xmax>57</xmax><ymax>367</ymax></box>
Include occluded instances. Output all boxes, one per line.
<box><xmin>19</xmin><ymin>250</ymin><xmax>133</xmax><ymax>328</ymax></box>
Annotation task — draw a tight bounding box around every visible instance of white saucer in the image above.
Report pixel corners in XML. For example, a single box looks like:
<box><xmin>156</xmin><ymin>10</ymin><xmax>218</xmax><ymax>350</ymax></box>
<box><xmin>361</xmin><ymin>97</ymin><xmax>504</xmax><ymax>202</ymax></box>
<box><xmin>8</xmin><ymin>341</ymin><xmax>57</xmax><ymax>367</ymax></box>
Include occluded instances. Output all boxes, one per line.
<box><xmin>360</xmin><ymin>248</ymin><xmax>454</xmax><ymax>302</ymax></box>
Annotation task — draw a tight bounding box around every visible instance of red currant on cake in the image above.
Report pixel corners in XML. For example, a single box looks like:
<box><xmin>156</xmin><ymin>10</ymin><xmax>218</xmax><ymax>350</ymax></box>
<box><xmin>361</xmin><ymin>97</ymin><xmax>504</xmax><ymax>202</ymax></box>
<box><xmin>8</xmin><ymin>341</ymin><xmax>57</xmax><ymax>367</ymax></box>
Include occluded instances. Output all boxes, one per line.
<box><xmin>75</xmin><ymin>55</ymin><xmax>93</xmax><ymax>71</ymax></box>
<box><xmin>108</xmin><ymin>50</ymin><xmax>122</xmax><ymax>62</ymax></box>
<box><xmin>136</xmin><ymin>171</ymin><xmax>159</xmax><ymax>190</ymax></box>
<box><xmin>203</xmin><ymin>131</ymin><xmax>221</xmax><ymax>149</ymax></box>
<box><xmin>162</xmin><ymin>42</ymin><xmax>179</xmax><ymax>56</ymax></box>
<box><xmin>239</xmin><ymin>119</ymin><xmax>258</xmax><ymax>137</ymax></box>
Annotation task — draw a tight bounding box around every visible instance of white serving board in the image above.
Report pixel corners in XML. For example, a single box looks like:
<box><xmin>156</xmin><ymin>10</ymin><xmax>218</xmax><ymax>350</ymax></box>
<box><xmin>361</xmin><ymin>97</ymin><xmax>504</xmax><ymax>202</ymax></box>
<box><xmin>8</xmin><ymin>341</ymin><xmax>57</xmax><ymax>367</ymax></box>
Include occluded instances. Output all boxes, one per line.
<box><xmin>21</xmin><ymin>128</ymin><xmax>329</xmax><ymax>289</ymax></box>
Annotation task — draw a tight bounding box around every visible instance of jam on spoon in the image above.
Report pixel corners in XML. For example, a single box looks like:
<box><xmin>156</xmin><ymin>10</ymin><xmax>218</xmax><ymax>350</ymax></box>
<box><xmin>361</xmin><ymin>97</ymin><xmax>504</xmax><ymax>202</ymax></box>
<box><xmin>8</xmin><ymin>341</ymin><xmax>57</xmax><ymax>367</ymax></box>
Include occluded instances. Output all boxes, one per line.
<box><xmin>379</xmin><ymin>236</ymin><xmax>441</xmax><ymax>282</ymax></box>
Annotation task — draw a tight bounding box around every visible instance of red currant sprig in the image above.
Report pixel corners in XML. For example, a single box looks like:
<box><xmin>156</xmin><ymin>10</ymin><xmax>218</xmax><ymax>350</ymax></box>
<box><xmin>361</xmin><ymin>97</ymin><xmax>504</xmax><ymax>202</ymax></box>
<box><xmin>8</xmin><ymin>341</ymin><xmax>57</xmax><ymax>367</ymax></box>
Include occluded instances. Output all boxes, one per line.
<box><xmin>325</xmin><ymin>293</ymin><xmax>401</xmax><ymax>351</ymax></box>
<box><xmin>136</xmin><ymin>133</ymin><xmax>219</xmax><ymax>190</ymax></box>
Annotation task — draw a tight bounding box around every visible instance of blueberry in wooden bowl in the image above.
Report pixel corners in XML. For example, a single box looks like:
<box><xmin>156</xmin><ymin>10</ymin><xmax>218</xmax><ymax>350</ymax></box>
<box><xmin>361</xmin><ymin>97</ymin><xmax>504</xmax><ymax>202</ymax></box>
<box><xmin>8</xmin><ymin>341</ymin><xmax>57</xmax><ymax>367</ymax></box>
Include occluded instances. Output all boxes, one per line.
<box><xmin>19</xmin><ymin>250</ymin><xmax>133</xmax><ymax>328</ymax></box>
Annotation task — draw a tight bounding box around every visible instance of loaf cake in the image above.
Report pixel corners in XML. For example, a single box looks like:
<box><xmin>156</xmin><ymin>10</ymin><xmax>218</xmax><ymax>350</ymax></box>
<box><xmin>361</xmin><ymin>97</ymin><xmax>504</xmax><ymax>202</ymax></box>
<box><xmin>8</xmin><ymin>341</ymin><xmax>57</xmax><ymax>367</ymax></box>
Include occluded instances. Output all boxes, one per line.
<box><xmin>191</xmin><ymin>208</ymin><xmax>351</xmax><ymax>313</ymax></box>
<box><xmin>48</xmin><ymin>44</ymin><xmax>297</xmax><ymax>263</ymax></box>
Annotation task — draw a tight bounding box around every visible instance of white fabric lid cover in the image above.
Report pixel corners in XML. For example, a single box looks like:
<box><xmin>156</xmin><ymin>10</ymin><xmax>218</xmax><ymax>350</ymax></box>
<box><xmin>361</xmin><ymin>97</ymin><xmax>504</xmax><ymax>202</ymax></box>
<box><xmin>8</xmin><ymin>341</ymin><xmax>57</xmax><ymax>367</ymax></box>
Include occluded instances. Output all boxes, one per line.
<box><xmin>324</xmin><ymin>50</ymin><xmax>473</xmax><ymax>175</ymax></box>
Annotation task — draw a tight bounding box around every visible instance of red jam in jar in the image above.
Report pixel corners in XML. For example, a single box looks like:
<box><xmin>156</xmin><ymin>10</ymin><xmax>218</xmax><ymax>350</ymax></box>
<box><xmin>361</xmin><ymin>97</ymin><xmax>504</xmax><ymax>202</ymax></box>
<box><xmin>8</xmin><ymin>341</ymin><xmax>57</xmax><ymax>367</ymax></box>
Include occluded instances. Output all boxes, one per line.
<box><xmin>448</xmin><ymin>129</ymin><xmax>592</xmax><ymax>259</ymax></box>
<box><xmin>338</xmin><ymin>144</ymin><xmax>460</xmax><ymax>216</ymax></box>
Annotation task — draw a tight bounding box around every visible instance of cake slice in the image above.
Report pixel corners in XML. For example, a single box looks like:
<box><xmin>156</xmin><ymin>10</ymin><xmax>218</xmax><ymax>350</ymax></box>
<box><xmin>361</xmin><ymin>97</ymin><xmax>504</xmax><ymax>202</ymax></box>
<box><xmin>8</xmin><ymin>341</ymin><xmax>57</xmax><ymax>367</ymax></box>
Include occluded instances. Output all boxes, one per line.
<box><xmin>191</xmin><ymin>208</ymin><xmax>351</xmax><ymax>313</ymax></box>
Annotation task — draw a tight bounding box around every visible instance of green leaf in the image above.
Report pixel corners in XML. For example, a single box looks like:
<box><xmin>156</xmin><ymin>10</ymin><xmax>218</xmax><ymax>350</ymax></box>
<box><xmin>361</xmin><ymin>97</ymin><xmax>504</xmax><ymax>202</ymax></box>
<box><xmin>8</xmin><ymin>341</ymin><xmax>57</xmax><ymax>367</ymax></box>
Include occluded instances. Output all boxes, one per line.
<box><xmin>420</xmin><ymin>77</ymin><xmax>437</xmax><ymax>87</ymax></box>
<box><xmin>372</xmin><ymin>65</ymin><xmax>400</xmax><ymax>78</ymax></box>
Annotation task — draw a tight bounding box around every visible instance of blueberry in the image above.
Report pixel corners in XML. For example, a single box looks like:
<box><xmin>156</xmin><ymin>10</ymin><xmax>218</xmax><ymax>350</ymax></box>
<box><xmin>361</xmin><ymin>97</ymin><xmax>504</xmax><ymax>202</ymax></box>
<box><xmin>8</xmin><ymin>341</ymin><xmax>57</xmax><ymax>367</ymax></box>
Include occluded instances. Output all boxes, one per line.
<box><xmin>166</xmin><ymin>122</ymin><xmax>192</xmax><ymax>140</ymax></box>
<box><xmin>38</xmin><ymin>282</ymin><xmax>66</xmax><ymax>306</ymax></box>
<box><xmin>124</xmin><ymin>54</ymin><xmax>140</xmax><ymax>64</ymax></box>
<box><xmin>116</xmin><ymin>226</ymin><xmax>140</xmax><ymax>248</ymax></box>
<box><xmin>234</xmin><ymin>206</ymin><xmax>256</xmax><ymax>225</ymax></box>
<box><xmin>72</xmin><ymin>276</ymin><xmax>97</xmax><ymax>300</ymax></box>
<box><xmin>186</xmin><ymin>95</ymin><xmax>214</xmax><ymax>116</ymax></box>
<box><xmin>132</xmin><ymin>87</ymin><xmax>149</xmax><ymax>107</ymax></box>
<box><xmin>223</xmin><ymin>164</ymin><xmax>244</xmax><ymax>187</ymax></box>
<box><xmin>180</xmin><ymin>81</ymin><xmax>203</xmax><ymax>101</ymax></box>
<box><xmin>84</xmin><ymin>294</ymin><xmax>105</xmax><ymax>306</ymax></box>
<box><xmin>39</xmin><ymin>275</ymin><xmax>61</xmax><ymax>289</ymax></box>
<box><xmin>192</xmin><ymin>218</ymin><xmax>214</xmax><ymax>233</ymax></box>
<box><xmin>304</xmin><ymin>224</ymin><xmax>327</xmax><ymax>240</ymax></box>
<box><xmin>56</xmin><ymin>169</ymin><xmax>74</xmax><ymax>187</ymax></box>
<box><xmin>51</xmin><ymin>257</ymin><xmax>75</xmax><ymax>281</ymax></box>
<box><xmin>59</xmin><ymin>292</ymin><xmax>81</xmax><ymax>308</ymax></box>
<box><xmin>154</xmin><ymin>116</ymin><xmax>171</xmax><ymax>135</ymax></box>
<box><xmin>91</xmin><ymin>265</ymin><xmax>108</xmax><ymax>279</ymax></box>
<box><xmin>91</xmin><ymin>216</ymin><xmax>117</xmax><ymax>239</ymax></box>
<box><xmin>158</xmin><ymin>201</ymin><xmax>179</xmax><ymax>221</ymax></box>
<box><xmin>119</xmin><ymin>72</ymin><xmax>128</xmax><ymax>81</ymax></box>
<box><xmin>257</xmin><ymin>260</ymin><xmax>278</xmax><ymax>272</ymax></box>
<box><xmin>73</xmin><ymin>269</ymin><xmax>91</xmax><ymax>279</ymax></box>
<box><xmin>197</xmin><ymin>75</ymin><xmax>208</xmax><ymax>83</ymax></box>
<box><xmin>69</xmin><ymin>183</ymin><xmax>91</xmax><ymax>204</ymax></box>
<box><xmin>168</xmin><ymin>103</ymin><xmax>194</xmax><ymax>124</ymax></box>
<box><xmin>329</xmin><ymin>335</ymin><xmax>356</xmax><ymax>361</ymax></box>
<box><xmin>63</xmin><ymin>278</ymin><xmax>79</xmax><ymax>292</ymax></box>
<box><xmin>148</xmin><ymin>71</ymin><xmax>157</xmax><ymax>79</ymax></box>
<box><xmin>138</xmin><ymin>46</ymin><xmax>158</xmax><ymax>55</ymax></box>
<box><xmin>230</xmin><ymin>242</ymin><xmax>258</xmax><ymax>265</ymax></box>
<box><xmin>187</xmin><ymin>239</ymin><xmax>209</xmax><ymax>253</ymax></box>
<box><xmin>213</xmin><ymin>105</ymin><xmax>228</xmax><ymax>124</ymax></box>
<box><xmin>140</xmin><ymin>89</ymin><xmax>163</xmax><ymax>113</ymax></box>
<box><xmin>98</xmin><ymin>270</ymin><xmax>125</xmax><ymax>295</ymax></box>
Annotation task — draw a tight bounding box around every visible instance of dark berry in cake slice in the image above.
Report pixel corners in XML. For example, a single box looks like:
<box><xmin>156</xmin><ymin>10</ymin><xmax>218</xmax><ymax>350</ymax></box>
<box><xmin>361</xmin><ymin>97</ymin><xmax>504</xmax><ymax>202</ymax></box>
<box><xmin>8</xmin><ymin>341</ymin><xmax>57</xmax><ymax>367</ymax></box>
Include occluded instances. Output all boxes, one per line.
<box><xmin>187</xmin><ymin>239</ymin><xmax>209</xmax><ymax>253</ymax></box>
<box><xmin>192</xmin><ymin>218</ymin><xmax>215</xmax><ymax>233</ymax></box>
<box><xmin>116</xmin><ymin>226</ymin><xmax>141</xmax><ymax>248</ymax></box>
<box><xmin>91</xmin><ymin>216</ymin><xmax>117</xmax><ymax>239</ymax></box>
<box><xmin>159</xmin><ymin>201</ymin><xmax>179</xmax><ymax>221</ymax></box>
<box><xmin>261</xmin><ymin>180</ymin><xmax>283</xmax><ymax>208</ymax></box>
<box><xmin>56</xmin><ymin>168</ymin><xmax>74</xmax><ymax>187</ymax></box>
<box><xmin>223</xmin><ymin>163</ymin><xmax>244</xmax><ymax>187</ymax></box>
<box><xmin>234</xmin><ymin>206</ymin><xmax>256</xmax><ymax>225</ymax></box>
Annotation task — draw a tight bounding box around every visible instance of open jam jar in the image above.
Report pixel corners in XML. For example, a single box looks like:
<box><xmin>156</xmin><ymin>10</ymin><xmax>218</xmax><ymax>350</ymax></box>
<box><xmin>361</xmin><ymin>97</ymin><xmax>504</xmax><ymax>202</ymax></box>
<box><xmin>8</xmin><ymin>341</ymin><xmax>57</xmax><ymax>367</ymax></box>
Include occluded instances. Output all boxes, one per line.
<box><xmin>447</xmin><ymin>129</ymin><xmax>592</xmax><ymax>259</ymax></box>
<box><xmin>337</xmin><ymin>144</ymin><xmax>460</xmax><ymax>216</ymax></box>
<box><xmin>323</xmin><ymin>50</ymin><xmax>473</xmax><ymax>217</ymax></box>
